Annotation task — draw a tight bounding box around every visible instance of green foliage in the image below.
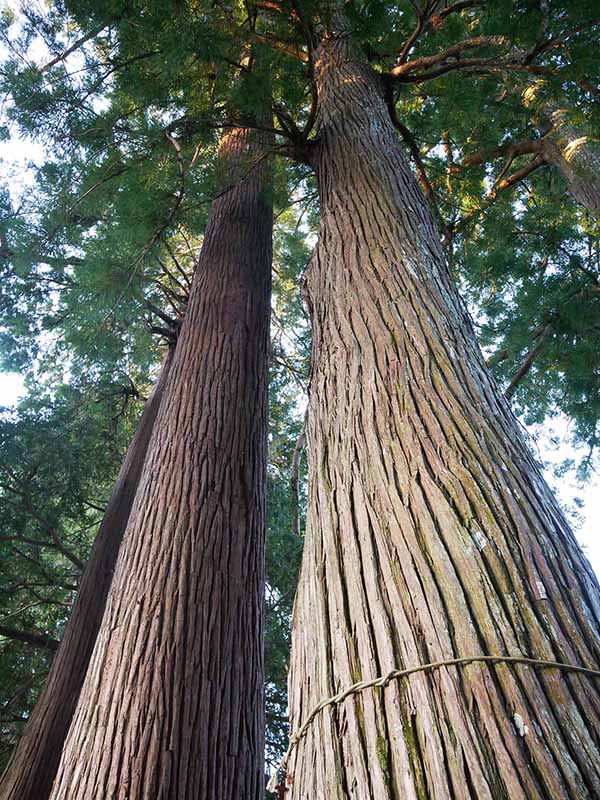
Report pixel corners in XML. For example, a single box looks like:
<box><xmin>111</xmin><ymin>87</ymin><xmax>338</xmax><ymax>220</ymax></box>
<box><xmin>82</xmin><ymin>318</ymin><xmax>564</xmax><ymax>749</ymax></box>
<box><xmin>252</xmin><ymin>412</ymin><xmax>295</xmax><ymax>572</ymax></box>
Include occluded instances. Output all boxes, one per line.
<box><xmin>0</xmin><ymin>377</ymin><xmax>145</xmax><ymax>764</ymax></box>
<box><xmin>456</xmin><ymin>171</ymin><xmax>600</xmax><ymax>477</ymax></box>
<box><xmin>264</xmin><ymin>197</ymin><xmax>312</xmax><ymax>763</ymax></box>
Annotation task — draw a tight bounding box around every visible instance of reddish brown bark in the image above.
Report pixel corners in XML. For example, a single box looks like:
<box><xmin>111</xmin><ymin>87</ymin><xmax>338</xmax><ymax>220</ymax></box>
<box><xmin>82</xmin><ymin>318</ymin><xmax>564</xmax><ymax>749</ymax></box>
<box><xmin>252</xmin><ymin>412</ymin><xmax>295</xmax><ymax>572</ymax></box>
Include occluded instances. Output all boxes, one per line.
<box><xmin>286</xmin><ymin>24</ymin><xmax>600</xmax><ymax>800</ymax></box>
<box><xmin>0</xmin><ymin>350</ymin><xmax>174</xmax><ymax>800</ymax></box>
<box><xmin>49</xmin><ymin>125</ymin><xmax>272</xmax><ymax>800</ymax></box>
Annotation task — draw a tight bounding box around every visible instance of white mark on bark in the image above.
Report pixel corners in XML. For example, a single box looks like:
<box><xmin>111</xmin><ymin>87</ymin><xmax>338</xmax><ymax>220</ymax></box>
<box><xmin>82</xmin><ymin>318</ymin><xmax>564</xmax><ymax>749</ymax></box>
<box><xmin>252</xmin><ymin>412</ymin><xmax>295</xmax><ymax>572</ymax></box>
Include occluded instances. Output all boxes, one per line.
<box><xmin>513</xmin><ymin>713</ymin><xmax>529</xmax><ymax>737</ymax></box>
<box><xmin>536</xmin><ymin>580</ymin><xmax>548</xmax><ymax>600</ymax></box>
<box><xmin>471</xmin><ymin>527</ymin><xmax>488</xmax><ymax>551</ymax></box>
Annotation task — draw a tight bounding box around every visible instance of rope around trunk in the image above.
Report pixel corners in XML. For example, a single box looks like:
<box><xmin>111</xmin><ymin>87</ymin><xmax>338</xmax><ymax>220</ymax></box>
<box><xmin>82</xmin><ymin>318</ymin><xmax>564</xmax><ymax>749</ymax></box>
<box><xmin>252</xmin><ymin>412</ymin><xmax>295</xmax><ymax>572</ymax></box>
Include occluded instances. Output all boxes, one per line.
<box><xmin>267</xmin><ymin>653</ymin><xmax>600</xmax><ymax>794</ymax></box>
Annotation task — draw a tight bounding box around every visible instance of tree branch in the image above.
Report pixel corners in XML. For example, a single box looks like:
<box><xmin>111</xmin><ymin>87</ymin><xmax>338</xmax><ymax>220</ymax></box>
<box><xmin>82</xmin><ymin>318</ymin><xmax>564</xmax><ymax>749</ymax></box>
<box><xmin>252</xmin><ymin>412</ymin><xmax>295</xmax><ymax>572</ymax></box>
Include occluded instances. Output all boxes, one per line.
<box><xmin>0</xmin><ymin>475</ymin><xmax>86</xmax><ymax>571</ymax></box>
<box><xmin>248</xmin><ymin>31</ymin><xmax>308</xmax><ymax>62</ymax></box>
<box><xmin>20</xmin><ymin>498</ymin><xmax>85</xmax><ymax>572</ymax></box>
<box><xmin>458</xmin><ymin>138</ymin><xmax>544</xmax><ymax>169</ymax></box>
<box><xmin>0</xmin><ymin>602</ymin><xmax>47</xmax><ymax>626</ymax></box>
<box><xmin>392</xmin><ymin>36</ymin><xmax>509</xmax><ymax>77</ymax></box>
<box><xmin>487</xmin><ymin>154</ymin><xmax>545</xmax><ymax>201</ymax></box>
<box><xmin>392</xmin><ymin>57</ymin><xmax>596</xmax><ymax>99</ymax></box>
<box><xmin>144</xmin><ymin>299</ymin><xmax>180</xmax><ymax>329</ymax></box>
<box><xmin>437</xmin><ymin>0</ymin><xmax>483</xmax><ymax>20</ymax></box>
<box><xmin>391</xmin><ymin>114</ymin><xmax>448</xmax><ymax>238</ymax></box>
<box><xmin>505</xmin><ymin>323</ymin><xmax>553</xmax><ymax>400</ymax></box>
<box><xmin>0</xmin><ymin>625</ymin><xmax>60</xmax><ymax>652</ymax></box>
<box><xmin>164</xmin><ymin>240</ymin><xmax>192</xmax><ymax>289</ymax></box>
<box><xmin>38</xmin><ymin>25</ymin><xmax>106</xmax><ymax>73</ymax></box>
<box><xmin>455</xmin><ymin>154</ymin><xmax>546</xmax><ymax>229</ymax></box>
<box><xmin>396</xmin><ymin>3</ymin><xmax>429</xmax><ymax>65</ymax></box>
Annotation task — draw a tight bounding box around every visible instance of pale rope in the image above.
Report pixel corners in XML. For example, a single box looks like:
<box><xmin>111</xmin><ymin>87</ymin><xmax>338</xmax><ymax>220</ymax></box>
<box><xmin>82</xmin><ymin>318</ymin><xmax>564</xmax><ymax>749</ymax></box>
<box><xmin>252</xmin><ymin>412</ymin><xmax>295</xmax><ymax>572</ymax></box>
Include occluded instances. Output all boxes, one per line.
<box><xmin>267</xmin><ymin>654</ymin><xmax>600</xmax><ymax>793</ymax></box>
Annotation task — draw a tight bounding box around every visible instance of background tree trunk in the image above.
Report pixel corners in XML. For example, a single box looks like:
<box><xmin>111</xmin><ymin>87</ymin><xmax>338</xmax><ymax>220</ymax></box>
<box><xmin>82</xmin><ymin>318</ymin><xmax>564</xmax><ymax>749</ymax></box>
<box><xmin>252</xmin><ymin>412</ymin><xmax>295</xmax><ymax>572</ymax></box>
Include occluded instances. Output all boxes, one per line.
<box><xmin>520</xmin><ymin>87</ymin><xmax>600</xmax><ymax>213</ymax></box>
<box><xmin>541</xmin><ymin>119</ymin><xmax>600</xmax><ymax>213</ymax></box>
<box><xmin>49</xmin><ymin>123</ymin><xmax>272</xmax><ymax>800</ymax></box>
<box><xmin>287</xmin><ymin>29</ymin><xmax>600</xmax><ymax>800</ymax></box>
<box><xmin>0</xmin><ymin>349</ymin><xmax>173</xmax><ymax>800</ymax></box>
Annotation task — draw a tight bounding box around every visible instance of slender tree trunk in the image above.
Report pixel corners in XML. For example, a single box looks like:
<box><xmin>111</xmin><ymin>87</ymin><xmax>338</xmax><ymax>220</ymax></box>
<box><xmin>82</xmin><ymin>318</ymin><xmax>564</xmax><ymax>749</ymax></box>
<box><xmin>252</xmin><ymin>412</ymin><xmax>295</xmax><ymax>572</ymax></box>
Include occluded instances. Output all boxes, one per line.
<box><xmin>0</xmin><ymin>349</ymin><xmax>173</xmax><ymax>800</ymax></box>
<box><xmin>49</xmin><ymin>123</ymin><xmax>272</xmax><ymax>800</ymax></box>
<box><xmin>287</xmin><ymin>27</ymin><xmax>600</xmax><ymax>800</ymax></box>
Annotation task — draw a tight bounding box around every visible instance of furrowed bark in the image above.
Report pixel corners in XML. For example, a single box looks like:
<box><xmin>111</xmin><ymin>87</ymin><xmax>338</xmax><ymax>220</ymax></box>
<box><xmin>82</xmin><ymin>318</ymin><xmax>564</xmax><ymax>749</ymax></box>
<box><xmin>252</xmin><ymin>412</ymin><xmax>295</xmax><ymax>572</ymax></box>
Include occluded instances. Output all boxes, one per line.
<box><xmin>49</xmin><ymin>124</ymin><xmax>272</xmax><ymax>800</ymax></box>
<box><xmin>287</xmin><ymin>24</ymin><xmax>600</xmax><ymax>800</ymax></box>
<box><xmin>0</xmin><ymin>349</ymin><xmax>173</xmax><ymax>800</ymax></box>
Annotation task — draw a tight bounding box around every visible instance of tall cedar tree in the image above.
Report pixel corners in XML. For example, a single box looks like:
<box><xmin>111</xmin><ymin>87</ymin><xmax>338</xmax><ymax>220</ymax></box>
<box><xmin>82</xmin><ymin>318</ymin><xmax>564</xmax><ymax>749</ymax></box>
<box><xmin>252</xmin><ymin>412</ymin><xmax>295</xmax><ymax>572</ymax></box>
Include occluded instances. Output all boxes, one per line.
<box><xmin>0</xmin><ymin>351</ymin><xmax>173</xmax><ymax>800</ymax></box>
<box><xmin>48</xmin><ymin>121</ymin><xmax>272</xmax><ymax>800</ymax></box>
<box><xmin>286</xmin><ymin>10</ymin><xmax>600</xmax><ymax>800</ymax></box>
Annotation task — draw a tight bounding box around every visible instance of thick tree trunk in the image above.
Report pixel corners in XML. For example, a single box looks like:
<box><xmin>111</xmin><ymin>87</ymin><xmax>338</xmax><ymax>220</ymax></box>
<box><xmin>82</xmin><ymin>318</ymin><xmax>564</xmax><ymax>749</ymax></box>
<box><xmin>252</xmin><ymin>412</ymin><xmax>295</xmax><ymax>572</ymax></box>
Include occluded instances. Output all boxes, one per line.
<box><xmin>0</xmin><ymin>349</ymin><xmax>173</xmax><ymax>800</ymax></box>
<box><xmin>49</xmin><ymin>124</ymin><xmax>272</xmax><ymax>800</ymax></box>
<box><xmin>287</xmin><ymin>29</ymin><xmax>600</xmax><ymax>800</ymax></box>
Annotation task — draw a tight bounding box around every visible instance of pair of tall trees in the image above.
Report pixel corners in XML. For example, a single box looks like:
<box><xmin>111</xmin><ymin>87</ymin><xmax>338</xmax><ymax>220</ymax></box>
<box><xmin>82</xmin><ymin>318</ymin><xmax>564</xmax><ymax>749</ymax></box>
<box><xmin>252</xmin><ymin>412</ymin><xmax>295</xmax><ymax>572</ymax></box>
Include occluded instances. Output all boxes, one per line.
<box><xmin>1</xmin><ymin>1</ymin><xmax>600</xmax><ymax>798</ymax></box>
<box><xmin>2</xmin><ymin>69</ymin><xmax>275</xmax><ymax>800</ymax></box>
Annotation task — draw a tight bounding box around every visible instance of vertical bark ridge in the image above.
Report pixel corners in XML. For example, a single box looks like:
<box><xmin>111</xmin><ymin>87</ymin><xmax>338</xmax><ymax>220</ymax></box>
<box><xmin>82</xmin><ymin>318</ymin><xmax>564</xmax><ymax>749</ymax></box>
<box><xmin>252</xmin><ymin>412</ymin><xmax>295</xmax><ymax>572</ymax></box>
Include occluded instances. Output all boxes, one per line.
<box><xmin>0</xmin><ymin>349</ymin><xmax>174</xmax><ymax>800</ymax></box>
<box><xmin>287</xmin><ymin>29</ymin><xmax>600</xmax><ymax>800</ymax></box>
<box><xmin>49</xmin><ymin>124</ymin><xmax>272</xmax><ymax>800</ymax></box>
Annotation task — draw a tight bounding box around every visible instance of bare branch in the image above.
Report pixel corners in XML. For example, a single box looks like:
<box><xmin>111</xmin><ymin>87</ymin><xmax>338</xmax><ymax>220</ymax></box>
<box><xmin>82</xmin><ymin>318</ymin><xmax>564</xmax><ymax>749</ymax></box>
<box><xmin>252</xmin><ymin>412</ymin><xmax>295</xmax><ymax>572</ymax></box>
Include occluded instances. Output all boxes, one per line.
<box><xmin>38</xmin><ymin>25</ymin><xmax>106</xmax><ymax>73</ymax></box>
<box><xmin>455</xmin><ymin>155</ymin><xmax>546</xmax><ymax>230</ymax></box>
<box><xmin>0</xmin><ymin>624</ymin><xmax>60</xmax><ymax>652</ymax></box>
<box><xmin>392</xmin><ymin>36</ymin><xmax>509</xmax><ymax>77</ymax></box>
<box><xmin>505</xmin><ymin>323</ymin><xmax>553</xmax><ymax>400</ymax></box>
<box><xmin>459</xmin><ymin>138</ymin><xmax>544</xmax><ymax>168</ymax></box>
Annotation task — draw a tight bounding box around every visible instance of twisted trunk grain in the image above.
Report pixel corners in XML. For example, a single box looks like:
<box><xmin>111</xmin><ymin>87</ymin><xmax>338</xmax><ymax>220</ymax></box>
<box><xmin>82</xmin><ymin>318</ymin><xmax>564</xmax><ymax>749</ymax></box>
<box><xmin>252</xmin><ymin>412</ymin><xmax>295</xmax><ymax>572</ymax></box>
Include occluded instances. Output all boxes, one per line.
<box><xmin>287</xmin><ymin>30</ymin><xmax>600</xmax><ymax>800</ymax></box>
<box><xmin>49</xmin><ymin>125</ymin><xmax>272</xmax><ymax>800</ymax></box>
<box><xmin>0</xmin><ymin>350</ymin><xmax>173</xmax><ymax>800</ymax></box>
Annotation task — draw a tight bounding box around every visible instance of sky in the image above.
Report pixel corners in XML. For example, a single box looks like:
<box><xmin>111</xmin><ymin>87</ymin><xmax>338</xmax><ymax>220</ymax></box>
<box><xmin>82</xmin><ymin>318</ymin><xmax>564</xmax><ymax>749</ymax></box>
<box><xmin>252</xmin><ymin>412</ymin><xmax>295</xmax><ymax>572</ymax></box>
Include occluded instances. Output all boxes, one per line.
<box><xmin>533</xmin><ymin>422</ymin><xmax>599</xmax><ymax>577</ymax></box>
